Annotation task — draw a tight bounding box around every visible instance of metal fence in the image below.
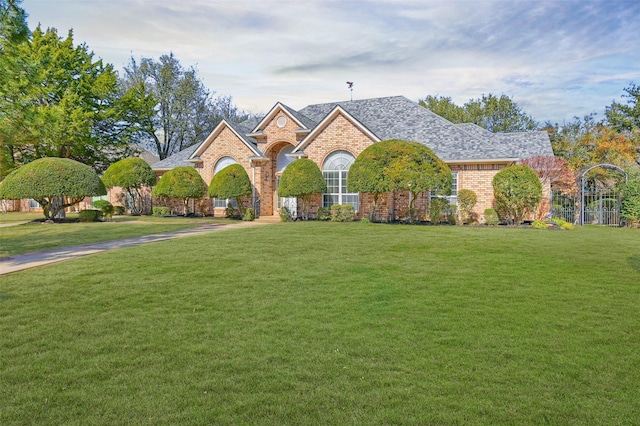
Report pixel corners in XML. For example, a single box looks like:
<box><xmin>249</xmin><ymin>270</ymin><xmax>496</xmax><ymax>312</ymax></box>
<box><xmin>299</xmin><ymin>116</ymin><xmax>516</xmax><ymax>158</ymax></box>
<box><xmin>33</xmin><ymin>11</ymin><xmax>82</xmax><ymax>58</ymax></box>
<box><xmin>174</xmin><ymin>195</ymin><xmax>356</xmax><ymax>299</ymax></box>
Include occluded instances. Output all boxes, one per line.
<box><xmin>551</xmin><ymin>191</ymin><xmax>621</xmax><ymax>226</ymax></box>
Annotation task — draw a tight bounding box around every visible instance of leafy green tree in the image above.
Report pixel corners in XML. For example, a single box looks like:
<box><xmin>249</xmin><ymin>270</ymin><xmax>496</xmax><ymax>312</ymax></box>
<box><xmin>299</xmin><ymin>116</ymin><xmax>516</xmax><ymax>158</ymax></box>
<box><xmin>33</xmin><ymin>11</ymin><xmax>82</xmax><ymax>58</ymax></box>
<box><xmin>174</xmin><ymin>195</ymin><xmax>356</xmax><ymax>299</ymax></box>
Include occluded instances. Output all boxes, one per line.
<box><xmin>349</xmin><ymin>142</ymin><xmax>394</xmax><ymax>221</ymax></box>
<box><xmin>419</xmin><ymin>93</ymin><xmax>537</xmax><ymax>132</ymax></box>
<box><xmin>277</xmin><ymin>159</ymin><xmax>326</xmax><ymax>220</ymax></box>
<box><xmin>102</xmin><ymin>157</ymin><xmax>156</xmax><ymax>215</ymax></box>
<box><xmin>120</xmin><ymin>54</ymin><xmax>249</xmax><ymax>160</ymax></box>
<box><xmin>0</xmin><ymin>0</ymin><xmax>31</xmax><ymax>178</ymax></box>
<box><xmin>419</xmin><ymin>95</ymin><xmax>466</xmax><ymax>123</ymax></box>
<box><xmin>384</xmin><ymin>141</ymin><xmax>452</xmax><ymax>222</ymax></box>
<box><xmin>606</xmin><ymin>83</ymin><xmax>640</xmax><ymax>134</ymax></box>
<box><xmin>0</xmin><ymin>157</ymin><xmax>106</xmax><ymax>219</ymax></box>
<box><xmin>621</xmin><ymin>169</ymin><xmax>640</xmax><ymax>228</ymax></box>
<box><xmin>208</xmin><ymin>163</ymin><xmax>252</xmax><ymax>216</ymax></box>
<box><xmin>152</xmin><ymin>166</ymin><xmax>206</xmax><ymax>215</ymax></box>
<box><xmin>349</xmin><ymin>140</ymin><xmax>451</xmax><ymax>222</ymax></box>
<box><xmin>492</xmin><ymin>165</ymin><xmax>542</xmax><ymax>225</ymax></box>
<box><xmin>0</xmin><ymin>23</ymin><xmax>134</xmax><ymax>177</ymax></box>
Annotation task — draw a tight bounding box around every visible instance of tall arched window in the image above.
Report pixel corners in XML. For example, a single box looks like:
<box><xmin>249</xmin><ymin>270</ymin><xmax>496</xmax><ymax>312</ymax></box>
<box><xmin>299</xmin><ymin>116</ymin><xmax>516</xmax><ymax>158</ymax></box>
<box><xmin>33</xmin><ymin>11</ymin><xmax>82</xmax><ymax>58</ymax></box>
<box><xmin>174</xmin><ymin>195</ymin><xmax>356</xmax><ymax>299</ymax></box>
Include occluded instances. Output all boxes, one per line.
<box><xmin>277</xmin><ymin>145</ymin><xmax>295</xmax><ymax>172</ymax></box>
<box><xmin>322</xmin><ymin>150</ymin><xmax>358</xmax><ymax>211</ymax></box>
<box><xmin>213</xmin><ymin>156</ymin><xmax>237</xmax><ymax>208</ymax></box>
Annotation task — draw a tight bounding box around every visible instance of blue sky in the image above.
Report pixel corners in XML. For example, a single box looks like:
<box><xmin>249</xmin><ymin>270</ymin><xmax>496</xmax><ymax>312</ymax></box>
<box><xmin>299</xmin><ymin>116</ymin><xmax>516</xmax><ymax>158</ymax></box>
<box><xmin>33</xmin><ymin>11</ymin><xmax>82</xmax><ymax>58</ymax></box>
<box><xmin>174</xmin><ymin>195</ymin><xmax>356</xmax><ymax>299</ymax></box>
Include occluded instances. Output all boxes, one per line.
<box><xmin>21</xmin><ymin>0</ymin><xmax>640</xmax><ymax>125</ymax></box>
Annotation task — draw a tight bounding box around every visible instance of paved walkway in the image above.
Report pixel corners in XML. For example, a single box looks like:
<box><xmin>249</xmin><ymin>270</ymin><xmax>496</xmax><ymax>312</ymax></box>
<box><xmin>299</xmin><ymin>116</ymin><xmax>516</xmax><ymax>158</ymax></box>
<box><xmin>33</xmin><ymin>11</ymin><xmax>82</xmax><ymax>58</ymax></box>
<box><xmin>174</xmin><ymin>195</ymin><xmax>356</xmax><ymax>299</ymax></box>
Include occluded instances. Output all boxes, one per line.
<box><xmin>0</xmin><ymin>219</ymin><xmax>275</xmax><ymax>275</ymax></box>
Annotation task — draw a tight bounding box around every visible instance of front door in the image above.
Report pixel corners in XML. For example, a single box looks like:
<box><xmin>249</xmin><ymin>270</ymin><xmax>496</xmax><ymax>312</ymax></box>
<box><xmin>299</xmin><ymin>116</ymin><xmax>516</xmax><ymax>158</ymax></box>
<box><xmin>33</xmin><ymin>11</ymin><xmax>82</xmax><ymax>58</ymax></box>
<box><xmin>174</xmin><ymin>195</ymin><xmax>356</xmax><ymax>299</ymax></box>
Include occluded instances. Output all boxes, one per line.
<box><xmin>275</xmin><ymin>175</ymin><xmax>297</xmax><ymax>217</ymax></box>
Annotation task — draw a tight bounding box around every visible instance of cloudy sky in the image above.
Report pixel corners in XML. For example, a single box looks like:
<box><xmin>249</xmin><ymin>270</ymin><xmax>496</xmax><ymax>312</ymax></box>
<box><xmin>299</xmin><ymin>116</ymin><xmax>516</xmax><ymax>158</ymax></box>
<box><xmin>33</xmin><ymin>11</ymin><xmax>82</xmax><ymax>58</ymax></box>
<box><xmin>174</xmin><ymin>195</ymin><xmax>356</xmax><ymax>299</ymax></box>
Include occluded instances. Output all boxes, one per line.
<box><xmin>21</xmin><ymin>0</ymin><xmax>640</xmax><ymax>124</ymax></box>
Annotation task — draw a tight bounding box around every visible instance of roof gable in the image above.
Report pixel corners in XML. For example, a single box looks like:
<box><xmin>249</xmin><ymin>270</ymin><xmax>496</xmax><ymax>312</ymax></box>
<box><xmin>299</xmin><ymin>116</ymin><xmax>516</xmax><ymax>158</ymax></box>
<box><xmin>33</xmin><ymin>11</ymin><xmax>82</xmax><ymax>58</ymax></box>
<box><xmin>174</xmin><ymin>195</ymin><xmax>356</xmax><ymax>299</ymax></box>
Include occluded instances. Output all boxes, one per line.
<box><xmin>251</xmin><ymin>102</ymin><xmax>316</xmax><ymax>133</ymax></box>
<box><xmin>191</xmin><ymin>119</ymin><xmax>263</xmax><ymax>160</ymax></box>
<box><xmin>293</xmin><ymin>105</ymin><xmax>380</xmax><ymax>153</ymax></box>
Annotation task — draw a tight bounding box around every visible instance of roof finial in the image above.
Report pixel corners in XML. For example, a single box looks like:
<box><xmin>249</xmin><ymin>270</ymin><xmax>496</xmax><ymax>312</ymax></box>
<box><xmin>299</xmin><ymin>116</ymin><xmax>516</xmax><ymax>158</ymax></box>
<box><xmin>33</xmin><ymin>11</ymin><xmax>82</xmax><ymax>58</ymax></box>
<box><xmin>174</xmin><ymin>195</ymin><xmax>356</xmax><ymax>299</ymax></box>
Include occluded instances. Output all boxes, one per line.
<box><xmin>346</xmin><ymin>81</ymin><xmax>354</xmax><ymax>101</ymax></box>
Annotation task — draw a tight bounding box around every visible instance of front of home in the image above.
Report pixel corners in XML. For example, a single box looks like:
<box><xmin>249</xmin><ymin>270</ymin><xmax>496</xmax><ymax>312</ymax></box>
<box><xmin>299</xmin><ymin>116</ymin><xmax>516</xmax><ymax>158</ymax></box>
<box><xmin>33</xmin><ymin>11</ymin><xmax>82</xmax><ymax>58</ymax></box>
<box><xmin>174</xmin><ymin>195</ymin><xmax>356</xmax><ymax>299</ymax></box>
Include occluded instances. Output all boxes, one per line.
<box><xmin>151</xmin><ymin>95</ymin><xmax>553</xmax><ymax>221</ymax></box>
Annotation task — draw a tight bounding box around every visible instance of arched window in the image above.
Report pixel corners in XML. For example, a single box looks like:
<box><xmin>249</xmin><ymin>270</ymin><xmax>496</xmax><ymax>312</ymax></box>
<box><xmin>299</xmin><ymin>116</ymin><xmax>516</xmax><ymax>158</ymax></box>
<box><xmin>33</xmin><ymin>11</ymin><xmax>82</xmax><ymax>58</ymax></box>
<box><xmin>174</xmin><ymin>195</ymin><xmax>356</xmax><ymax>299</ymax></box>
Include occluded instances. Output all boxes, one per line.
<box><xmin>322</xmin><ymin>150</ymin><xmax>358</xmax><ymax>211</ymax></box>
<box><xmin>213</xmin><ymin>157</ymin><xmax>237</xmax><ymax>208</ymax></box>
<box><xmin>277</xmin><ymin>145</ymin><xmax>295</xmax><ymax>172</ymax></box>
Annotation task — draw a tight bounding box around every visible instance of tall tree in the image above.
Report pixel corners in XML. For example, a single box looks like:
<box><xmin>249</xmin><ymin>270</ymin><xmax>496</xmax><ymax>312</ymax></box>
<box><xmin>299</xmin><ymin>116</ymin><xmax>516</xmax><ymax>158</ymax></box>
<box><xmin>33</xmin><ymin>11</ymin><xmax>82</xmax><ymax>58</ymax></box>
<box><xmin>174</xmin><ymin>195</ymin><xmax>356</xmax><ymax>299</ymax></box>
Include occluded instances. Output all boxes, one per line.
<box><xmin>0</xmin><ymin>18</ymin><xmax>133</xmax><ymax>176</ymax></box>
<box><xmin>606</xmin><ymin>83</ymin><xmax>640</xmax><ymax>134</ymax></box>
<box><xmin>120</xmin><ymin>54</ymin><xmax>250</xmax><ymax>160</ymax></box>
<box><xmin>418</xmin><ymin>95</ymin><xmax>466</xmax><ymax>123</ymax></box>
<box><xmin>0</xmin><ymin>0</ymin><xmax>31</xmax><ymax>178</ymax></box>
<box><xmin>419</xmin><ymin>93</ymin><xmax>538</xmax><ymax>132</ymax></box>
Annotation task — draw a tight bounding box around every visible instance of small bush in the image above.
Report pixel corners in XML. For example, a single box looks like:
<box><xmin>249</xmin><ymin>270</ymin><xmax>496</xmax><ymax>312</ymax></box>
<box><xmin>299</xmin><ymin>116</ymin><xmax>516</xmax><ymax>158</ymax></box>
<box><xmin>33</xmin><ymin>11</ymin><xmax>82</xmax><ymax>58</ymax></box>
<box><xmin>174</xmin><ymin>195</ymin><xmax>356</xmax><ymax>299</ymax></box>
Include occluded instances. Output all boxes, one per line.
<box><xmin>152</xmin><ymin>206</ymin><xmax>171</xmax><ymax>217</ymax></box>
<box><xmin>225</xmin><ymin>202</ymin><xmax>236</xmax><ymax>219</ymax></box>
<box><xmin>279</xmin><ymin>206</ymin><xmax>292</xmax><ymax>222</ymax></box>
<box><xmin>93</xmin><ymin>200</ymin><xmax>114</xmax><ymax>220</ymax></box>
<box><xmin>445</xmin><ymin>204</ymin><xmax>457</xmax><ymax>225</ymax></box>
<box><xmin>316</xmin><ymin>207</ymin><xmax>331</xmax><ymax>221</ymax></box>
<box><xmin>242</xmin><ymin>208</ymin><xmax>255</xmax><ymax>221</ymax></box>
<box><xmin>457</xmin><ymin>189</ymin><xmax>477</xmax><ymax>224</ymax></box>
<box><xmin>550</xmin><ymin>217</ymin><xmax>574</xmax><ymax>230</ymax></box>
<box><xmin>428</xmin><ymin>198</ymin><xmax>449</xmax><ymax>224</ymax></box>
<box><xmin>113</xmin><ymin>205</ymin><xmax>125</xmax><ymax>215</ymax></box>
<box><xmin>78</xmin><ymin>209</ymin><xmax>102</xmax><ymax>222</ymax></box>
<box><xmin>484</xmin><ymin>208</ymin><xmax>499</xmax><ymax>226</ymax></box>
<box><xmin>331</xmin><ymin>205</ymin><xmax>355</xmax><ymax>222</ymax></box>
<box><xmin>360</xmin><ymin>217</ymin><xmax>371</xmax><ymax>224</ymax></box>
<box><xmin>531</xmin><ymin>220</ymin><xmax>549</xmax><ymax>230</ymax></box>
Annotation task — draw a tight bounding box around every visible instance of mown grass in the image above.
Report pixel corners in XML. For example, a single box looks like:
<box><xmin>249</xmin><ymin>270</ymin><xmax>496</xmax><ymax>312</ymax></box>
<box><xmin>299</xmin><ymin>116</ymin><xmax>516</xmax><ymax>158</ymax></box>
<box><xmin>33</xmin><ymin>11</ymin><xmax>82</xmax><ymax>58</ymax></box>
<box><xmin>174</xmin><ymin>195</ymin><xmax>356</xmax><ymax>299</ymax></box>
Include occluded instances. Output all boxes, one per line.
<box><xmin>0</xmin><ymin>213</ymin><xmax>228</xmax><ymax>258</ymax></box>
<box><xmin>1</xmin><ymin>223</ymin><xmax>639</xmax><ymax>424</ymax></box>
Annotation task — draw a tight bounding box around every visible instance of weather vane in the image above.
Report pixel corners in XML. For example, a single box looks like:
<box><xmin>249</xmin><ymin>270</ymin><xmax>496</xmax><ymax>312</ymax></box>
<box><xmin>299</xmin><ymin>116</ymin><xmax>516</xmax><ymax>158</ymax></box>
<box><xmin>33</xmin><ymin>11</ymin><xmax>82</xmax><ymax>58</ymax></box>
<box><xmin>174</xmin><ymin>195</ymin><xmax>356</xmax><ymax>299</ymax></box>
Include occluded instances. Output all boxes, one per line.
<box><xmin>346</xmin><ymin>81</ymin><xmax>354</xmax><ymax>101</ymax></box>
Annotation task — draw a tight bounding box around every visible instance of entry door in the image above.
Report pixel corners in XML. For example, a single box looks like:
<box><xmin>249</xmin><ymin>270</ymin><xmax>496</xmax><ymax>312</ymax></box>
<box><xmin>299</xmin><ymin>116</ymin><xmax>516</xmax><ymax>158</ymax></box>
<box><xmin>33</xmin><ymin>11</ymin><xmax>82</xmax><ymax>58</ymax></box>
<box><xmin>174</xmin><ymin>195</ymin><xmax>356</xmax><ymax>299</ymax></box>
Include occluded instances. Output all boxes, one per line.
<box><xmin>275</xmin><ymin>175</ymin><xmax>297</xmax><ymax>217</ymax></box>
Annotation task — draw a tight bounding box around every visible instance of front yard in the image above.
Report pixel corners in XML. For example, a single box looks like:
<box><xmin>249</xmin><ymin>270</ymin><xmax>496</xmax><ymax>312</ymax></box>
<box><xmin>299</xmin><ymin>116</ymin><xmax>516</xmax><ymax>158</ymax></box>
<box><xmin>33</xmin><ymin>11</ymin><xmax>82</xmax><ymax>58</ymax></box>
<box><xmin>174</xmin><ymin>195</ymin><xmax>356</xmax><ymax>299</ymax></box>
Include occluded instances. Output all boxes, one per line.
<box><xmin>1</xmin><ymin>223</ymin><xmax>639</xmax><ymax>424</ymax></box>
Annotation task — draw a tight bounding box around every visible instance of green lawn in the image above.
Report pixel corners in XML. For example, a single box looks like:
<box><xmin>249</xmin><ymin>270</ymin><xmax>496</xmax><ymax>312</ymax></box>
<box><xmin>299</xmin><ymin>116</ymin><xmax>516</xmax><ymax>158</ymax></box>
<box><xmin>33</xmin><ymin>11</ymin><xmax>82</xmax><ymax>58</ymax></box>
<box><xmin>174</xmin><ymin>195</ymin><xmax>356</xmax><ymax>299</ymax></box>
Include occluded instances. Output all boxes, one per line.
<box><xmin>0</xmin><ymin>215</ymin><xmax>230</xmax><ymax>257</ymax></box>
<box><xmin>1</xmin><ymin>223</ymin><xmax>639</xmax><ymax>424</ymax></box>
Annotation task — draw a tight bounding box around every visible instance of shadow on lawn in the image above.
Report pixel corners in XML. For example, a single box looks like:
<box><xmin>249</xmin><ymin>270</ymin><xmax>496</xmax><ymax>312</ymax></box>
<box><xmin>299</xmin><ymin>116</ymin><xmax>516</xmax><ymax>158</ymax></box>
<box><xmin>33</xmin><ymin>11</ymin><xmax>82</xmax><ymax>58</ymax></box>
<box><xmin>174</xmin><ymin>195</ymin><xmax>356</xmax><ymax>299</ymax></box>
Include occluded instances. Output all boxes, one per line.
<box><xmin>628</xmin><ymin>254</ymin><xmax>640</xmax><ymax>272</ymax></box>
<box><xmin>0</xmin><ymin>291</ymin><xmax>16</xmax><ymax>302</ymax></box>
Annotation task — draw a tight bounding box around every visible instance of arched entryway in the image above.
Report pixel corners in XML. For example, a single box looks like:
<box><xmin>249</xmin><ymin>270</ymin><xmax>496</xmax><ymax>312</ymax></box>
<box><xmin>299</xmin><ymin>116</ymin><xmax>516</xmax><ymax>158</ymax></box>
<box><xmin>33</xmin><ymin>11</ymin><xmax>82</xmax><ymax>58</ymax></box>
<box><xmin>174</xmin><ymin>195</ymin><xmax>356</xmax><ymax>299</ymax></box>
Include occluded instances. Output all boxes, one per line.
<box><xmin>264</xmin><ymin>142</ymin><xmax>296</xmax><ymax>216</ymax></box>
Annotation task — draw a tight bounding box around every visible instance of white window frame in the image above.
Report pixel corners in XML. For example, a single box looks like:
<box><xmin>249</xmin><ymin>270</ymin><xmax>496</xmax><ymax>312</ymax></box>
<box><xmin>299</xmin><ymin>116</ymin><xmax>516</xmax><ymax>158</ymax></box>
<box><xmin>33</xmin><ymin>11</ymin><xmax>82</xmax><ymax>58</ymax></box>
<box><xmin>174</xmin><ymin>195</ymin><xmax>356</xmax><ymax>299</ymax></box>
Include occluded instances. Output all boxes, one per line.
<box><xmin>322</xmin><ymin>150</ymin><xmax>359</xmax><ymax>211</ymax></box>
<box><xmin>431</xmin><ymin>172</ymin><xmax>458</xmax><ymax>205</ymax></box>
<box><xmin>213</xmin><ymin>157</ymin><xmax>237</xmax><ymax>208</ymax></box>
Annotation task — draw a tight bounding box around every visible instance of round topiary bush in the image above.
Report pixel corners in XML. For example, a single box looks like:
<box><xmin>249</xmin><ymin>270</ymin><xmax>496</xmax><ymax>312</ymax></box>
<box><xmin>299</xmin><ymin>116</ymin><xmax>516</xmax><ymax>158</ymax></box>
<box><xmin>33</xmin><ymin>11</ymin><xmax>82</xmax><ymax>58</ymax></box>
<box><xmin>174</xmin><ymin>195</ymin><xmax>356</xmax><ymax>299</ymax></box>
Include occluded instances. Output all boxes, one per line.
<box><xmin>0</xmin><ymin>157</ymin><xmax>106</xmax><ymax>219</ymax></box>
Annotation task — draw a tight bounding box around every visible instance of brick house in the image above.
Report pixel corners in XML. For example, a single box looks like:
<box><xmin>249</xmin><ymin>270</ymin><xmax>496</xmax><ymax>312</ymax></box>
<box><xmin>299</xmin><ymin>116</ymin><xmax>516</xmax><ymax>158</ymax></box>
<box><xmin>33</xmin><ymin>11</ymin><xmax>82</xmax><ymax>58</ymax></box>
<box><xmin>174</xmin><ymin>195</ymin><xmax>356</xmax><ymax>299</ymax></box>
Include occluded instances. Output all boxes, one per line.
<box><xmin>151</xmin><ymin>95</ymin><xmax>553</xmax><ymax>221</ymax></box>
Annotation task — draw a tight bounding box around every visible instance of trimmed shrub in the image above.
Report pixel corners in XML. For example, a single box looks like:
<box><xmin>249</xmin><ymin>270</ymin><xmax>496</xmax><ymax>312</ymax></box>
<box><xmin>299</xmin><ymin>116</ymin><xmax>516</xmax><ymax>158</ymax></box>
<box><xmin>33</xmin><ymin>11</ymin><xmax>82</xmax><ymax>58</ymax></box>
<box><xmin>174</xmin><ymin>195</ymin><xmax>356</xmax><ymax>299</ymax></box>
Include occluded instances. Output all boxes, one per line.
<box><xmin>102</xmin><ymin>157</ymin><xmax>155</xmax><ymax>215</ymax></box>
<box><xmin>492</xmin><ymin>165</ymin><xmax>542</xmax><ymax>225</ymax></box>
<box><xmin>0</xmin><ymin>157</ymin><xmax>106</xmax><ymax>219</ymax></box>
<box><xmin>484</xmin><ymin>208</ymin><xmax>499</xmax><ymax>226</ymax></box>
<box><xmin>242</xmin><ymin>208</ymin><xmax>255</xmax><ymax>221</ymax></box>
<box><xmin>152</xmin><ymin>206</ymin><xmax>171</xmax><ymax>217</ymax></box>
<box><xmin>457</xmin><ymin>189</ymin><xmax>477</xmax><ymax>224</ymax></box>
<box><xmin>278</xmin><ymin>159</ymin><xmax>326</xmax><ymax>220</ymax></box>
<box><xmin>531</xmin><ymin>220</ymin><xmax>548</xmax><ymax>230</ymax></box>
<box><xmin>550</xmin><ymin>217</ymin><xmax>574</xmax><ymax>230</ymax></box>
<box><xmin>113</xmin><ymin>205</ymin><xmax>125</xmax><ymax>215</ymax></box>
<box><xmin>209</xmin><ymin>164</ymin><xmax>251</xmax><ymax>216</ymax></box>
<box><xmin>152</xmin><ymin>166</ymin><xmax>207</xmax><ymax>216</ymax></box>
<box><xmin>78</xmin><ymin>209</ymin><xmax>102</xmax><ymax>222</ymax></box>
<box><xmin>93</xmin><ymin>200</ymin><xmax>114</xmax><ymax>221</ymax></box>
<box><xmin>331</xmin><ymin>204</ymin><xmax>355</xmax><ymax>222</ymax></box>
<box><xmin>360</xmin><ymin>217</ymin><xmax>371</xmax><ymax>224</ymax></box>
<box><xmin>316</xmin><ymin>207</ymin><xmax>331</xmax><ymax>221</ymax></box>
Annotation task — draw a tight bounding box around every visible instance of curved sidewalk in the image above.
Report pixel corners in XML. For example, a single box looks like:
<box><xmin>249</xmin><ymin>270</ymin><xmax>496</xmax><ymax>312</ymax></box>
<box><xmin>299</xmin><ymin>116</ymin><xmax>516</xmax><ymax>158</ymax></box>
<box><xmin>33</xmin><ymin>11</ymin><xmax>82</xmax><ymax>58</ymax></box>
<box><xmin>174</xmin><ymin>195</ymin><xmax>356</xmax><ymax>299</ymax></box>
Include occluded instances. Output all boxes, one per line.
<box><xmin>0</xmin><ymin>220</ymin><xmax>271</xmax><ymax>275</ymax></box>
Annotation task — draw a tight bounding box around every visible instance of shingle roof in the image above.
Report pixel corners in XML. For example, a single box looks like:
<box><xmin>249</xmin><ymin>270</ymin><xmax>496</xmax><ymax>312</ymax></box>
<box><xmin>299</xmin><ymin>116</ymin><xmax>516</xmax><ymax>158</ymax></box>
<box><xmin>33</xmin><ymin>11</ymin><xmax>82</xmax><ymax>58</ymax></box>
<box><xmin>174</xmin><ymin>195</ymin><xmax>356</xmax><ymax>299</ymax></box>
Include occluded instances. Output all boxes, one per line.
<box><xmin>300</xmin><ymin>96</ymin><xmax>552</xmax><ymax>162</ymax></box>
<box><xmin>156</xmin><ymin>95</ymin><xmax>553</xmax><ymax>170</ymax></box>
<box><xmin>151</xmin><ymin>144</ymin><xmax>198</xmax><ymax>170</ymax></box>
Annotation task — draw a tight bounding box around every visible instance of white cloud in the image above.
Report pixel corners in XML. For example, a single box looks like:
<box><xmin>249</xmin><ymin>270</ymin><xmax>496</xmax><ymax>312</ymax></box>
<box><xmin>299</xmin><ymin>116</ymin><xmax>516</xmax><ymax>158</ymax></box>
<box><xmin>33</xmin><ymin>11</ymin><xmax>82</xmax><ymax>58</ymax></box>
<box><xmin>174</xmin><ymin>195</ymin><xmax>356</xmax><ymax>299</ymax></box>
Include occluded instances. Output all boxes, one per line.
<box><xmin>21</xmin><ymin>0</ymin><xmax>640</xmax><ymax>123</ymax></box>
